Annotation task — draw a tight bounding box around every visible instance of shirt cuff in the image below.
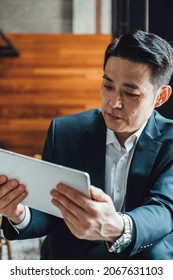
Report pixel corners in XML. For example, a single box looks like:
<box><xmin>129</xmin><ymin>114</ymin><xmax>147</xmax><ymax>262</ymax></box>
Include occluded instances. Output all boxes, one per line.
<box><xmin>8</xmin><ymin>206</ymin><xmax>31</xmax><ymax>232</ymax></box>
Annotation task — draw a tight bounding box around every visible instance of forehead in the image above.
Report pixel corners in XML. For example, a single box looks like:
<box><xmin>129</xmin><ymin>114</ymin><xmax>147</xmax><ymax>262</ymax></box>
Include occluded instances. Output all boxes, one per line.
<box><xmin>105</xmin><ymin>56</ymin><xmax>152</xmax><ymax>87</ymax></box>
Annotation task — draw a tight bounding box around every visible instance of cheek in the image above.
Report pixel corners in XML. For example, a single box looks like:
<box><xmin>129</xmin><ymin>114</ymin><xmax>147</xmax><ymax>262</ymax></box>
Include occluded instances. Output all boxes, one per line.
<box><xmin>100</xmin><ymin>91</ymin><xmax>109</xmax><ymax>106</ymax></box>
<box><xmin>130</xmin><ymin>108</ymin><xmax>141</xmax><ymax>117</ymax></box>
<box><xmin>128</xmin><ymin>106</ymin><xmax>150</xmax><ymax>124</ymax></box>
<box><xmin>124</xmin><ymin>102</ymin><xmax>137</xmax><ymax>116</ymax></box>
<box><xmin>125</xmin><ymin>106</ymin><xmax>141</xmax><ymax>123</ymax></box>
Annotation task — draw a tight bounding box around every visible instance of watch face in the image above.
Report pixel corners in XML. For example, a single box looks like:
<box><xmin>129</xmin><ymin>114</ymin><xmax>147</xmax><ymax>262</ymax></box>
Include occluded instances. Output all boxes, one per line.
<box><xmin>117</xmin><ymin>242</ymin><xmax>129</xmax><ymax>253</ymax></box>
<box><xmin>115</xmin><ymin>233</ymin><xmax>132</xmax><ymax>253</ymax></box>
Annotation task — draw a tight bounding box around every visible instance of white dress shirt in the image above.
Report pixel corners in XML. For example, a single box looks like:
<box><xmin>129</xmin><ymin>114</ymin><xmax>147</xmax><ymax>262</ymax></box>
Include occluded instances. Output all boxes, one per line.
<box><xmin>105</xmin><ymin>122</ymin><xmax>147</xmax><ymax>211</ymax></box>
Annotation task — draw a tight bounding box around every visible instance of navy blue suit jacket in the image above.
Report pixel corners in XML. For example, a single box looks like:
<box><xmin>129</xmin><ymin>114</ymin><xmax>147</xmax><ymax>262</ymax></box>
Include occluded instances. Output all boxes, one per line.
<box><xmin>2</xmin><ymin>109</ymin><xmax>173</xmax><ymax>259</ymax></box>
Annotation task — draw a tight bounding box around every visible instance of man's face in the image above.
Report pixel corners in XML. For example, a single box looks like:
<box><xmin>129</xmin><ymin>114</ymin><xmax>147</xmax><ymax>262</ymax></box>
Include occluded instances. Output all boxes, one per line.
<box><xmin>100</xmin><ymin>56</ymin><xmax>161</xmax><ymax>143</ymax></box>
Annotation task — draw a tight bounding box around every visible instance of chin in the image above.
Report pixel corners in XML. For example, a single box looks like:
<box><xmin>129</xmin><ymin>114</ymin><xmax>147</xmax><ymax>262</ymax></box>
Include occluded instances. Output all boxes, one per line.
<box><xmin>104</xmin><ymin>115</ymin><xmax>123</xmax><ymax>131</ymax></box>
<box><xmin>106</xmin><ymin>123</ymin><xmax>123</xmax><ymax>133</ymax></box>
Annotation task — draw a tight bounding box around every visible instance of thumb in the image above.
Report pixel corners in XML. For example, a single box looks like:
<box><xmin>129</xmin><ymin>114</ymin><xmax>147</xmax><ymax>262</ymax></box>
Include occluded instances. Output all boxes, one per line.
<box><xmin>90</xmin><ymin>185</ymin><xmax>110</xmax><ymax>202</ymax></box>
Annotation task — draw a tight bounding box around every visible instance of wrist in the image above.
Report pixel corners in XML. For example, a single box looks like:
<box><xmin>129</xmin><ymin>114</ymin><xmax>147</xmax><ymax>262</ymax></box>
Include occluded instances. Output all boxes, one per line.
<box><xmin>8</xmin><ymin>206</ymin><xmax>26</xmax><ymax>225</ymax></box>
<box><xmin>107</xmin><ymin>212</ymin><xmax>124</xmax><ymax>243</ymax></box>
<box><xmin>106</xmin><ymin>213</ymin><xmax>132</xmax><ymax>253</ymax></box>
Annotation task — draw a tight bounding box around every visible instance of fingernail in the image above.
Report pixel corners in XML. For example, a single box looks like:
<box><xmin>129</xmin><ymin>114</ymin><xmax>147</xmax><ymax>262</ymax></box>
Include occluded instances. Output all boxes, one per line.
<box><xmin>22</xmin><ymin>191</ymin><xmax>27</xmax><ymax>197</ymax></box>
<box><xmin>11</xmin><ymin>180</ymin><xmax>18</xmax><ymax>187</ymax></box>
<box><xmin>18</xmin><ymin>185</ymin><xmax>24</xmax><ymax>192</ymax></box>
<box><xmin>0</xmin><ymin>175</ymin><xmax>6</xmax><ymax>184</ymax></box>
<box><xmin>56</xmin><ymin>183</ymin><xmax>62</xmax><ymax>190</ymax></box>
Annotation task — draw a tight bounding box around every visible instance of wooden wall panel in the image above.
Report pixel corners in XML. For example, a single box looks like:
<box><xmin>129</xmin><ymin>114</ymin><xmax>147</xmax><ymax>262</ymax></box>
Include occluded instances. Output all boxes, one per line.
<box><xmin>0</xmin><ymin>34</ymin><xmax>111</xmax><ymax>156</ymax></box>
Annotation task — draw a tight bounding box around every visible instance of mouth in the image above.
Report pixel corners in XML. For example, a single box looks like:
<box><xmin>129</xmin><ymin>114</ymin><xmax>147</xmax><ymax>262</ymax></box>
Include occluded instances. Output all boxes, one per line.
<box><xmin>106</xmin><ymin>112</ymin><xmax>123</xmax><ymax>120</ymax></box>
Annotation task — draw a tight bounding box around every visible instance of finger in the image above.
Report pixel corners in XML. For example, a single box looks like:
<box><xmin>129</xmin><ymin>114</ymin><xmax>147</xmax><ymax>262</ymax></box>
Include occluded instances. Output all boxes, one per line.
<box><xmin>55</xmin><ymin>183</ymin><xmax>89</xmax><ymax>210</ymax></box>
<box><xmin>51</xmin><ymin>190</ymin><xmax>86</xmax><ymax>220</ymax></box>
<box><xmin>63</xmin><ymin>217</ymin><xmax>82</xmax><ymax>239</ymax></box>
<box><xmin>52</xmin><ymin>196</ymin><xmax>93</xmax><ymax>240</ymax></box>
<box><xmin>51</xmin><ymin>185</ymin><xmax>103</xmax><ymax>220</ymax></box>
<box><xmin>1</xmin><ymin>191</ymin><xmax>27</xmax><ymax>217</ymax></box>
<box><xmin>52</xmin><ymin>197</ymin><xmax>80</xmax><ymax>223</ymax></box>
<box><xmin>0</xmin><ymin>175</ymin><xmax>8</xmax><ymax>185</ymax></box>
<box><xmin>0</xmin><ymin>179</ymin><xmax>19</xmax><ymax>198</ymax></box>
<box><xmin>90</xmin><ymin>185</ymin><xmax>111</xmax><ymax>202</ymax></box>
<box><xmin>0</xmin><ymin>184</ymin><xmax>27</xmax><ymax>209</ymax></box>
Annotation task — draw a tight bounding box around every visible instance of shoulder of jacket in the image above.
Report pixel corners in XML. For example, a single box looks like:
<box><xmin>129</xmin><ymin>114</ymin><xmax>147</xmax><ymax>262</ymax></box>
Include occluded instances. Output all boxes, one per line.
<box><xmin>52</xmin><ymin>108</ymin><xmax>101</xmax><ymax>126</ymax></box>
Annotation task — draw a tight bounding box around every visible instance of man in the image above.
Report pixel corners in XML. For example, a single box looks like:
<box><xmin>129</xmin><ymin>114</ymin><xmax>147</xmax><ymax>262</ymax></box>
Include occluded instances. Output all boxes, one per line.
<box><xmin>1</xmin><ymin>30</ymin><xmax>173</xmax><ymax>260</ymax></box>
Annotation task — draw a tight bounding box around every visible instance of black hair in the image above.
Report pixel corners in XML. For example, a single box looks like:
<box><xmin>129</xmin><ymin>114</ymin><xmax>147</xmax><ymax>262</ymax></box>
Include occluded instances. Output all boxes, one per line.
<box><xmin>104</xmin><ymin>30</ymin><xmax>173</xmax><ymax>89</ymax></box>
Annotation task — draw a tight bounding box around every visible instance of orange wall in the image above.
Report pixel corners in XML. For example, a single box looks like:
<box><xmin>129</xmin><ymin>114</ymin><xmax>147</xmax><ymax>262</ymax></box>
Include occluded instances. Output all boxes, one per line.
<box><xmin>0</xmin><ymin>34</ymin><xmax>111</xmax><ymax>156</ymax></box>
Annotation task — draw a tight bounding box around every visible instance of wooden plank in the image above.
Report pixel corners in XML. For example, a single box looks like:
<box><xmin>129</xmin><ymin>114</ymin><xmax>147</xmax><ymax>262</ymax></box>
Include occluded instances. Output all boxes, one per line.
<box><xmin>0</xmin><ymin>34</ymin><xmax>111</xmax><ymax>156</ymax></box>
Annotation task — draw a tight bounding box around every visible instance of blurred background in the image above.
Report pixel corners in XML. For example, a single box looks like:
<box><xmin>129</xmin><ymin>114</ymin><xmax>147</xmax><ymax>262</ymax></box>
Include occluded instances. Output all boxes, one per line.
<box><xmin>0</xmin><ymin>0</ymin><xmax>173</xmax><ymax>259</ymax></box>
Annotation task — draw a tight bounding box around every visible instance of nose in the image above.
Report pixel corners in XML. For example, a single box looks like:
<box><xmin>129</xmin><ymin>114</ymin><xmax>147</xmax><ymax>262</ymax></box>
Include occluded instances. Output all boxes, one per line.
<box><xmin>109</xmin><ymin>93</ymin><xmax>123</xmax><ymax>109</ymax></box>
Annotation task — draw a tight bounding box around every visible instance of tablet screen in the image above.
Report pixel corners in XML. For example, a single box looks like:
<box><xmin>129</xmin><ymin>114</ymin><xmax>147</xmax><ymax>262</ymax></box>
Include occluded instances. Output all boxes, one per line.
<box><xmin>0</xmin><ymin>149</ymin><xmax>90</xmax><ymax>218</ymax></box>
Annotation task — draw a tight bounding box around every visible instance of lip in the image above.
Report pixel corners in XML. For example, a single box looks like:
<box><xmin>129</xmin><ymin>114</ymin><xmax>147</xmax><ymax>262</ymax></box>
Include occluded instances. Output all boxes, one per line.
<box><xmin>106</xmin><ymin>112</ymin><xmax>122</xmax><ymax>120</ymax></box>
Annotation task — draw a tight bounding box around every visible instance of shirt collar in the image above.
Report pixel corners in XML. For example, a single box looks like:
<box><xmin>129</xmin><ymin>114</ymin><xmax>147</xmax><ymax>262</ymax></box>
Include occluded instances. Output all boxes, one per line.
<box><xmin>106</xmin><ymin>121</ymin><xmax>147</xmax><ymax>152</ymax></box>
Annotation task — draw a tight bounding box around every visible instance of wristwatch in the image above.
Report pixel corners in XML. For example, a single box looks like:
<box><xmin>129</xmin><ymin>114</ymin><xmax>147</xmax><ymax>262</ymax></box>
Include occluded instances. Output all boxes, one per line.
<box><xmin>106</xmin><ymin>213</ymin><xmax>132</xmax><ymax>253</ymax></box>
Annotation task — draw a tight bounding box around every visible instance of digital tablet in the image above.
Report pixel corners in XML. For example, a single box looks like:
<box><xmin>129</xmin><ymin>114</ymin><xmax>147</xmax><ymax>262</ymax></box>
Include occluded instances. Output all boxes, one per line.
<box><xmin>0</xmin><ymin>148</ymin><xmax>90</xmax><ymax>218</ymax></box>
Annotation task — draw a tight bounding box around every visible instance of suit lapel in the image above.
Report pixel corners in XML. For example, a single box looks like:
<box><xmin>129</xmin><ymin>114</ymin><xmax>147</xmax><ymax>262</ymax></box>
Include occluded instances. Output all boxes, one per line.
<box><xmin>80</xmin><ymin>111</ymin><xmax>163</xmax><ymax>209</ymax></box>
<box><xmin>81</xmin><ymin>112</ymin><xmax>106</xmax><ymax>190</ymax></box>
<box><xmin>126</xmin><ymin>113</ymin><xmax>162</xmax><ymax>211</ymax></box>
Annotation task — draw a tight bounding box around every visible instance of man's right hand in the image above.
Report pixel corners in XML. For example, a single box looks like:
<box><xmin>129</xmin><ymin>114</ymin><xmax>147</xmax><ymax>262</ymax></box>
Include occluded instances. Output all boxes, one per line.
<box><xmin>0</xmin><ymin>175</ymin><xmax>27</xmax><ymax>224</ymax></box>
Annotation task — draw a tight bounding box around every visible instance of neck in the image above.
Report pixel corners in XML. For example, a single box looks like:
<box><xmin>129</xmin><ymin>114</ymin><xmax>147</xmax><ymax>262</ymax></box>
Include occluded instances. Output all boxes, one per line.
<box><xmin>114</xmin><ymin>131</ymin><xmax>134</xmax><ymax>147</ymax></box>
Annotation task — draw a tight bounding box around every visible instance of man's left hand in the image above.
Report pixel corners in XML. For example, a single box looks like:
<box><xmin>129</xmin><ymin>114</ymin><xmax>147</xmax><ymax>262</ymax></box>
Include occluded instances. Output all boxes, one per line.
<box><xmin>50</xmin><ymin>183</ymin><xmax>124</xmax><ymax>242</ymax></box>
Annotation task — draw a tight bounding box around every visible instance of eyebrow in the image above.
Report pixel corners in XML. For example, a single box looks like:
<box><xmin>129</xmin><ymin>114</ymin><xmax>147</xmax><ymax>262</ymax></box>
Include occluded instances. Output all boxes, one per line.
<box><xmin>103</xmin><ymin>74</ymin><xmax>141</xmax><ymax>90</ymax></box>
<box><xmin>123</xmin><ymin>82</ymin><xmax>141</xmax><ymax>90</ymax></box>
<box><xmin>102</xmin><ymin>74</ymin><xmax>114</xmax><ymax>83</ymax></box>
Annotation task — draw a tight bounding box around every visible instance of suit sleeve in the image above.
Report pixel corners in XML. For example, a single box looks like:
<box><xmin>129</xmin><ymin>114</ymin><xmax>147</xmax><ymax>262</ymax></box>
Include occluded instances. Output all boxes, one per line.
<box><xmin>2</xmin><ymin>119</ymin><xmax>58</xmax><ymax>240</ymax></box>
<box><xmin>127</xmin><ymin>145</ymin><xmax>173</xmax><ymax>256</ymax></box>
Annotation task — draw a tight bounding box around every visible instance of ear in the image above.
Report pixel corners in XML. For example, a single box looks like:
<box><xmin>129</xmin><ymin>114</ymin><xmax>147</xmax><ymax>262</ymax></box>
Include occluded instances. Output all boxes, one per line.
<box><xmin>154</xmin><ymin>85</ymin><xmax>172</xmax><ymax>108</ymax></box>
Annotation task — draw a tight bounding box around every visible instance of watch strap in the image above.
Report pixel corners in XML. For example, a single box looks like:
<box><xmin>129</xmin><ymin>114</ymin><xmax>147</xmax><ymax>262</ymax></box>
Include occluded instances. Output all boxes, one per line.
<box><xmin>106</xmin><ymin>213</ymin><xmax>132</xmax><ymax>253</ymax></box>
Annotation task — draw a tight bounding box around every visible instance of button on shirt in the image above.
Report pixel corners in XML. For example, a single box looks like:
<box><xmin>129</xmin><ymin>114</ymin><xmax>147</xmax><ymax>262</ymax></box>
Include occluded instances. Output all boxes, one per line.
<box><xmin>105</xmin><ymin>123</ymin><xmax>146</xmax><ymax>212</ymax></box>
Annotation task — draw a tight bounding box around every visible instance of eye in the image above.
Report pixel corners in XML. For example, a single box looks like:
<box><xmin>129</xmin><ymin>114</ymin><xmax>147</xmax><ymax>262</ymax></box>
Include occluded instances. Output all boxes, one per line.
<box><xmin>104</xmin><ymin>85</ymin><xmax>113</xmax><ymax>90</ymax></box>
<box><xmin>124</xmin><ymin>91</ymin><xmax>134</xmax><ymax>96</ymax></box>
<box><xmin>124</xmin><ymin>91</ymin><xmax>140</xmax><ymax>98</ymax></box>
